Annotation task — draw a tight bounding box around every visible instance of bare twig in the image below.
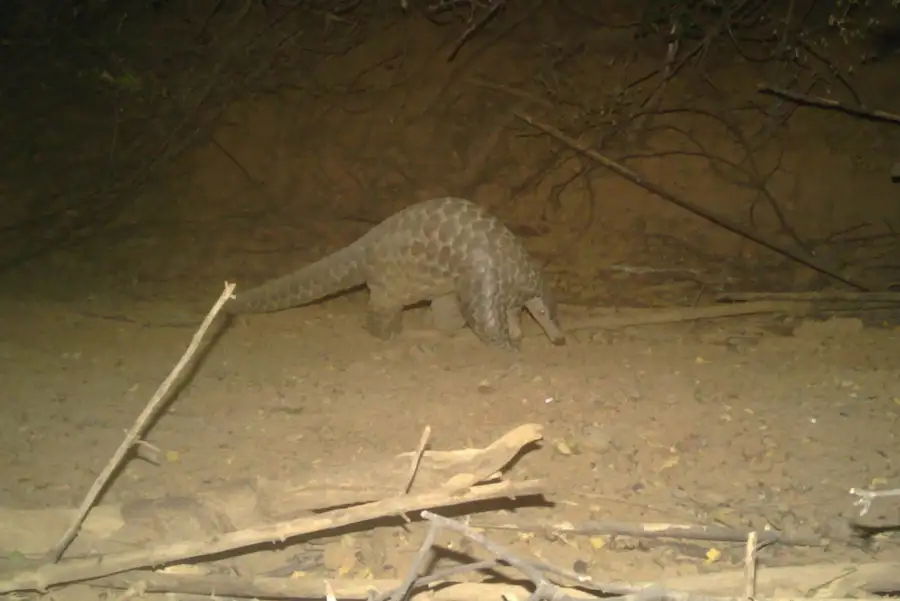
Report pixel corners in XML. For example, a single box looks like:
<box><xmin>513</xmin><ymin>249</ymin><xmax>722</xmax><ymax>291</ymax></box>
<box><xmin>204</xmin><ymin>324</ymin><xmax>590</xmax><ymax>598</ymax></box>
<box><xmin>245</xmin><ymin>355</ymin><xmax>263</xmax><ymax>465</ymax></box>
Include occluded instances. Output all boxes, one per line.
<box><xmin>744</xmin><ymin>532</ymin><xmax>758</xmax><ymax>600</ymax></box>
<box><xmin>636</xmin><ymin>0</ymin><xmax>752</xmax><ymax>110</ymax></box>
<box><xmin>514</xmin><ymin>111</ymin><xmax>876</xmax><ymax>291</ymax></box>
<box><xmin>49</xmin><ymin>282</ymin><xmax>236</xmax><ymax>561</ymax></box>
<box><xmin>403</xmin><ymin>426</ymin><xmax>432</xmax><ymax>494</ymax></box>
<box><xmin>758</xmin><ymin>85</ymin><xmax>900</xmax><ymax>125</ymax></box>
<box><xmin>423</xmin><ymin>511</ymin><xmax>564</xmax><ymax>586</ymax></box>
<box><xmin>421</xmin><ymin>512</ymin><xmax>809</xmax><ymax>601</ymax></box>
<box><xmin>422</xmin><ymin>511</ymin><xmax>640</xmax><ymax>596</ymax></box>
<box><xmin>447</xmin><ymin>0</ymin><xmax>506</xmax><ymax>61</ymax></box>
<box><xmin>849</xmin><ymin>487</ymin><xmax>900</xmax><ymax>529</ymax></box>
<box><xmin>716</xmin><ymin>291</ymin><xmax>900</xmax><ymax>303</ymax></box>
<box><xmin>467</xmin><ymin>76</ymin><xmax>554</xmax><ymax>108</ymax></box>
<box><xmin>631</xmin><ymin>19</ymin><xmax>680</xmax><ymax>136</ymax></box>
<box><xmin>368</xmin><ymin>559</ymin><xmax>501</xmax><ymax>601</ymax></box>
<box><xmin>212</xmin><ymin>137</ymin><xmax>263</xmax><ymax>185</ymax></box>
<box><xmin>473</xmin><ymin>518</ymin><xmax>818</xmax><ymax>546</ymax></box>
<box><xmin>388</xmin><ymin>522</ymin><xmax>439</xmax><ymax>601</ymax></box>
<box><xmin>795</xmin><ymin>40</ymin><xmax>863</xmax><ymax>107</ymax></box>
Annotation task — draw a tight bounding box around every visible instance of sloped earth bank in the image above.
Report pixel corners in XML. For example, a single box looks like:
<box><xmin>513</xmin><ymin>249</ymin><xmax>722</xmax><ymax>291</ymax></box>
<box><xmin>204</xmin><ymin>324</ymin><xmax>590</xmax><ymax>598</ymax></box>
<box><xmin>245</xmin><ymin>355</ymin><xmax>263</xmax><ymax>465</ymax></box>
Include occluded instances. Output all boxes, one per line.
<box><xmin>0</xmin><ymin>1</ymin><xmax>899</xmax><ymax>599</ymax></box>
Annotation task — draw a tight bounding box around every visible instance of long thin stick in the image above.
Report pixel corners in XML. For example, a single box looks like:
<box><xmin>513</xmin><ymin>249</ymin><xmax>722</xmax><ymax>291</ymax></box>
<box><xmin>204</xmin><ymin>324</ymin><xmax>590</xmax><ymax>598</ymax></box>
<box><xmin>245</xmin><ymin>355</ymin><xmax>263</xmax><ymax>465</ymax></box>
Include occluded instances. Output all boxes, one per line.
<box><xmin>473</xmin><ymin>518</ymin><xmax>817</xmax><ymax>546</ymax></box>
<box><xmin>421</xmin><ymin>512</ymin><xmax>693</xmax><ymax>601</ymax></box>
<box><xmin>388</xmin><ymin>522</ymin><xmax>439</xmax><ymax>601</ymax></box>
<box><xmin>758</xmin><ymin>85</ymin><xmax>900</xmax><ymax>125</ymax></box>
<box><xmin>49</xmin><ymin>282</ymin><xmax>237</xmax><ymax>561</ymax></box>
<box><xmin>514</xmin><ymin>112</ymin><xmax>874</xmax><ymax>292</ymax></box>
<box><xmin>717</xmin><ymin>291</ymin><xmax>900</xmax><ymax>303</ymax></box>
<box><xmin>402</xmin><ymin>426</ymin><xmax>432</xmax><ymax>494</ymax></box>
<box><xmin>422</xmin><ymin>511</ymin><xmax>621</xmax><ymax>594</ymax></box>
<box><xmin>744</xmin><ymin>531</ymin><xmax>758</xmax><ymax>600</ymax></box>
<box><xmin>447</xmin><ymin>0</ymin><xmax>506</xmax><ymax>61</ymax></box>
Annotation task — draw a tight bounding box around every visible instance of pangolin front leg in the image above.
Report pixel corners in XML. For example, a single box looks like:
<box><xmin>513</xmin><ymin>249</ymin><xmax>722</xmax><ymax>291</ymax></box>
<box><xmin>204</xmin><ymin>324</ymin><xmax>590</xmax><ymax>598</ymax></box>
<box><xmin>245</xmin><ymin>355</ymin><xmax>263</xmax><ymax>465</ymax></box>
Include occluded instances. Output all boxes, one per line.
<box><xmin>430</xmin><ymin>293</ymin><xmax>467</xmax><ymax>332</ymax></box>
<box><xmin>457</xmin><ymin>260</ymin><xmax>516</xmax><ymax>350</ymax></box>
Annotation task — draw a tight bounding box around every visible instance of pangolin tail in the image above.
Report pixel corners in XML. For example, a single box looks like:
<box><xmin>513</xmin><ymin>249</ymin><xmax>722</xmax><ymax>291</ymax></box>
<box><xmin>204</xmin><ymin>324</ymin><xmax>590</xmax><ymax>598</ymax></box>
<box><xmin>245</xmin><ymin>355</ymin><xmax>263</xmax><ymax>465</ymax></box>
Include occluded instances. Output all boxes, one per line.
<box><xmin>227</xmin><ymin>237</ymin><xmax>368</xmax><ymax>314</ymax></box>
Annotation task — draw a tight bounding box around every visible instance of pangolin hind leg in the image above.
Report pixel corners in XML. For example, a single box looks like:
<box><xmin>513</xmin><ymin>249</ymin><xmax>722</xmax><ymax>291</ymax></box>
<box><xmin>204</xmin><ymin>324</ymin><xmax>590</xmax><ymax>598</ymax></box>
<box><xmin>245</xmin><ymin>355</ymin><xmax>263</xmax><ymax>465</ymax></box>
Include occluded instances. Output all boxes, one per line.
<box><xmin>430</xmin><ymin>293</ymin><xmax>466</xmax><ymax>332</ymax></box>
<box><xmin>365</xmin><ymin>283</ymin><xmax>404</xmax><ymax>340</ymax></box>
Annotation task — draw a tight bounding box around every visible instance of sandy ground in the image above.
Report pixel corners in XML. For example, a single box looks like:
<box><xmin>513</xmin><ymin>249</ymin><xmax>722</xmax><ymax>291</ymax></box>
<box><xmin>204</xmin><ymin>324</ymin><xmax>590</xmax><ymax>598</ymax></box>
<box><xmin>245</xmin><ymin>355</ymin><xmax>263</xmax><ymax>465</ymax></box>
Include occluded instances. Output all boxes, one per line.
<box><xmin>1</xmin><ymin>287</ymin><xmax>898</xmax><ymax>591</ymax></box>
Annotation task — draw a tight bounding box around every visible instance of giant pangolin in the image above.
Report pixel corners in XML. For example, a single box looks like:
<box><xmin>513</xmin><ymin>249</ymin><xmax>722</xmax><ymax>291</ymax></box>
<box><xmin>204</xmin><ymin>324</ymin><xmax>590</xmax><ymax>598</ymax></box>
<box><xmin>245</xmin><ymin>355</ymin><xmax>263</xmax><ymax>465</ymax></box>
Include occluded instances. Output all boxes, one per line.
<box><xmin>226</xmin><ymin>197</ymin><xmax>565</xmax><ymax>349</ymax></box>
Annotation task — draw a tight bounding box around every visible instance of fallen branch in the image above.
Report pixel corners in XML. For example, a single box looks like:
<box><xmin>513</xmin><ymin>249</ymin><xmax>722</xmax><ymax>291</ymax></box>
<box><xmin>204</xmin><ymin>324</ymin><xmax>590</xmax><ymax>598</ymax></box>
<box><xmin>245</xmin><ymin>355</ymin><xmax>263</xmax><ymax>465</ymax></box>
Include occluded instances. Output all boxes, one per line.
<box><xmin>83</xmin><ymin>549</ymin><xmax>900</xmax><ymax>601</ymax></box>
<box><xmin>758</xmin><ymin>85</ymin><xmax>900</xmax><ymax>125</ymax></box>
<box><xmin>0</xmin><ymin>479</ymin><xmax>545</xmax><ymax>593</ymax></box>
<box><xmin>422</xmin><ymin>511</ymin><xmax>639</xmax><ymax>596</ymax></box>
<box><xmin>0</xmin><ymin>424</ymin><xmax>545</xmax><ymax>556</ymax></box>
<box><xmin>472</xmin><ymin>518</ymin><xmax>819</xmax><ymax>546</ymax></box>
<box><xmin>848</xmin><ymin>487</ymin><xmax>900</xmax><ymax>530</ymax></box>
<box><xmin>402</xmin><ymin>426</ymin><xmax>432</xmax><ymax>494</ymax></box>
<box><xmin>388</xmin><ymin>521</ymin><xmax>439</xmax><ymax>601</ymax></box>
<box><xmin>514</xmin><ymin>111</ymin><xmax>876</xmax><ymax>291</ymax></box>
<box><xmin>658</xmin><ymin>560</ymin><xmax>900</xmax><ymax>597</ymax></box>
<box><xmin>49</xmin><ymin>282</ymin><xmax>236</xmax><ymax>561</ymax></box>
<box><xmin>716</xmin><ymin>291</ymin><xmax>900</xmax><ymax>303</ymax></box>
<box><xmin>560</xmin><ymin>300</ymin><xmax>811</xmax><ymax>333</ymax></box>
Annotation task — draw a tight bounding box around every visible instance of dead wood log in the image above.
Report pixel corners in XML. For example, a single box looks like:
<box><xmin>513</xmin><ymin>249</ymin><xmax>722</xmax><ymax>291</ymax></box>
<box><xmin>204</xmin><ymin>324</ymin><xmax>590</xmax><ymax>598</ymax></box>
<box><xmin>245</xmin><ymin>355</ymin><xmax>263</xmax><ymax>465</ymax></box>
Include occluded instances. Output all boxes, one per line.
<box><xmin>0</xmin><ymin>478</ymin><xmax>545</xmax><ymax>593</ymax></box>
<box><xmin>0</xmin><ymin>424</ymin><xmax>544</xmax><ymax>556</ymax></box>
